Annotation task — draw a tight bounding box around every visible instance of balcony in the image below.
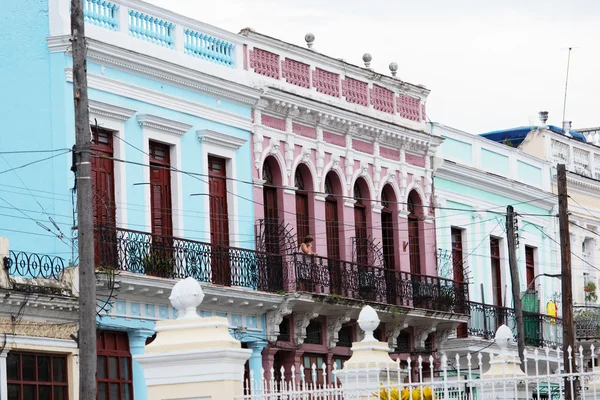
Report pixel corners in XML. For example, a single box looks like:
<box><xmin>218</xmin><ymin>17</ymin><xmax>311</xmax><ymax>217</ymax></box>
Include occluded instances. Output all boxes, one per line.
<box><xmin>293</xmin><ymin>253</ymin><xmax>468</xmax><ymax>314</ymax></box>
<box><xmin>466</xmin><ymin>302</ymin><xmax>563</xmax><ymax>348</ymax></box>
<box><xmin>574</xmin><ymin>306</ymin><xmax>600</xmax><ymax>341</ymax></box>
<box><xmin>96</xmin><ymin>225</ymin><xmax>284</xmax><ymax>293</ymax></box>
<box><xmin>3</xmin><ymin>250</ymin><xmax>66</xmax><ymax>280</ymax></box>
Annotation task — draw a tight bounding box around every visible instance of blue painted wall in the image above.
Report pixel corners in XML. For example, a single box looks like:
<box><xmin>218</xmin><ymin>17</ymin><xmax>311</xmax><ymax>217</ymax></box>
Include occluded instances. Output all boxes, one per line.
<box><xmin>0</xmin><ymin>1</ymin><xmax>74</xmax><ymax>258</ymax></box>
<box><xmin>84</xmin><ymin>61</ymin><xmax>255</xmax><ymax>247</ymax></box>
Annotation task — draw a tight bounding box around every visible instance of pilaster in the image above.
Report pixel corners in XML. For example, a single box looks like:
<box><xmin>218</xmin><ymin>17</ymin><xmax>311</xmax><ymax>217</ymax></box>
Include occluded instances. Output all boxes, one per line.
<box><xmin>128</xmin><ymin>329</ymin><xmax>155</xmax><ymax>400</ymax></box>
<box><xmin>247</xmin><ymin>341</ymin><xmax>267</xmax><ymax>388</ymax></box>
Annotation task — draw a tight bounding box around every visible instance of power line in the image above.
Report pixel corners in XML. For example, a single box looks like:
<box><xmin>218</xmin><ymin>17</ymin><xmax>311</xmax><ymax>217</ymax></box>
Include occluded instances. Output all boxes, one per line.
<box><xmin>0</xmin><ymin>148</ymin><xmax>71</xmax><ymax>155</ymax></box>
<box><xmin>0</xmin><ymin>150</ymin><xmax>70</xmax><ymax>177</ymax></box>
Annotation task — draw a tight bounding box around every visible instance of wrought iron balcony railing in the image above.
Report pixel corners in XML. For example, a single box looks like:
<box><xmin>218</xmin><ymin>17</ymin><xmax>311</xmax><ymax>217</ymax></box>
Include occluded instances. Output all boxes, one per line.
<box><xmin>293</xmin><ymin>253</ymin><xmax>468</xmax><ymax>314</ymax></box>
<box><xmin>3</xmin><ymin>250</ymin><xmax>67</xmax><ymax>280</ymax></box>
<box><xmin>466</xmin><ymin>301</ymin><xmax>563</xmax><ymax>348</ymax></box>
<box><xmin>574</xmin><ymin>305</ymin><xmax>600</xmax><ymax>340</ymax></box>
<box><xmin>96</xmin><ymin>225</ymin><xmax>284</xmax><ymax>292</ymax></box>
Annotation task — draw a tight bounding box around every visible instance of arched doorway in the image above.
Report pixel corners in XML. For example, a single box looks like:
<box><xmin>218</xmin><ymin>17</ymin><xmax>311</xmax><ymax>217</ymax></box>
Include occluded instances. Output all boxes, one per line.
<box><xmin>381</xmin><ymin>184</ymin><xmax>400</xmax><ymax>304</ymax></box>
<box><xmin>352</xmin><ymin>179</ymin><xmax>370</xmax><ymax>267</ymax></box>
<box><xmin>407</xmin><ymin>190</ymin><xmax>423</xmax><ymax>276</ymax></box>
<box><xmin>294</xmin><ymin>164</ymin><xmax>314</xmax><ymax>247</ymax></box>
<box><xmin>324</xmin><ymin>171</ymin><xmax>343</xmax><ymax>295</ymax></box>
<box><xmin>380</xmin><ymin>184</ymin><xmax>398</xmax><ymax>271</ymax></box>
<box><xmin>262</xmin><ymin>156</ymin><xmax>283</xmax><ymax>254</ymax></box>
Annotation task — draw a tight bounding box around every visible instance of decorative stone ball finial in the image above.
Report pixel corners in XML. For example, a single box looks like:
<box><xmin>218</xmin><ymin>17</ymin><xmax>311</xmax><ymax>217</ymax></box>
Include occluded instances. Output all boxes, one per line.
<box><xmin>169</xmin><ymin>277</ymin><xmax>205</xmax><ymax>320</ymax></box>
<box><xmin>495</xmin><ymin>324</ymin><xmax>513</xmax><ymax>351</ymax></box>
<box><xmin>305</xmin><ymin>33</ymin><xmax>315</xmax><ymax>49</ymax></box>
<box><xmin>389</xmin><ymin>62</ymin><xmax>398</xmax><ymax>77</ymax></box>
<box><xmin>358</xmin><ymin>305</ymin><xmax>380</xmax><ymax>342</ymax></box>
<box><xmin>362</xmin><ymin>53</ymin><xmax>372</xmax><ymax>69</ymax></box>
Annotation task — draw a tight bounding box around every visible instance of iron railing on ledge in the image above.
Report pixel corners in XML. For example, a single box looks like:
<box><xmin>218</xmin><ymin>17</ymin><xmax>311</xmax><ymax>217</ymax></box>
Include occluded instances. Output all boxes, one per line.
<box><xmin>574</xmin><ymin>305</ymin><xmax>600</xmax><ymax>340</ymax></box>
<box><xmin>96</xmin><ymin>225</ymin><xmax>284</xmax><ymax>292</ymax></box>
<box><xmin>466</xmin><ymin>301</ymin><xmax>563</xmax><ymax>348</ymax></box>
<box><xmin>292</xmin><ymin>253</ymin><xmax>468</xmax><ymax>314</ymax></box>
<box><xmin>3</xmin><ymin>250</ymin><xmax>67</xmax><ymax>280</ymax></box>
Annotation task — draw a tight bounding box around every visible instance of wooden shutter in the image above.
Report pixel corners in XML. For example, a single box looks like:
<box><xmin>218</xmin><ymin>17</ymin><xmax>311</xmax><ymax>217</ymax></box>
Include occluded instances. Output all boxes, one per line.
<box><xmin>149</xmin><ymin>142</ymin><xmax>172</xmax><ymax>237</ymax></box>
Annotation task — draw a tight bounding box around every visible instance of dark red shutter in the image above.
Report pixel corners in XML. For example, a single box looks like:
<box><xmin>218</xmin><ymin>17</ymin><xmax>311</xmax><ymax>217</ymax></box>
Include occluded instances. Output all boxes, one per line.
<box><xmin>526</xmin><ymin>247</ymin><xmax>535</xmax><ymax>288</ymax></box>
<box><xmin>451</xmin><ymin>228</ymin><xmax>465</xmax><ymax>282</ymax></box>
<box><xmin>354</xmin><ymin>206</ymin><xmax>368</xmax><ymax>265</ymax></box>
<box><xmin>208</xmin><ymin>156</ymin><xmax>231</xmax><ymax>286</ymax></box>
<box><xmin>149</xmin><ymin>142</ymin><xmax>173</xmax><ymax>238</ymax></box>
<box><xmin>381</xmin><ymin>210</ymin><xmax>395</xmax><ymax>269</ymax></box>
<box><xmin>295</xmin><ymin>193</ymin><xmax>309</xmax><ymax>246</ymax></box>
<box><xmin>325</xmin><ymin>199</ymin><xmax>340</xmax><ymax>260</ymax></box>
<box><xmin>408</xmin><ymin>216</ymin><xmax>421</xmax><ymax>275</ymax></box>
<box><xmin>91</xmin><ymin>127</ymin><xmax>116</xmax><ymax>268</ymax></box>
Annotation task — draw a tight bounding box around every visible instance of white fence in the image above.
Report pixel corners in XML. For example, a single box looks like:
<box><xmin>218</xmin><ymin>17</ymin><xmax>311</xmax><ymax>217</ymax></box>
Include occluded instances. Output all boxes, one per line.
<box><xmin>240</xmin><ymin>345</ymin><xmax>600</xmax><ymax>400</ymax></box>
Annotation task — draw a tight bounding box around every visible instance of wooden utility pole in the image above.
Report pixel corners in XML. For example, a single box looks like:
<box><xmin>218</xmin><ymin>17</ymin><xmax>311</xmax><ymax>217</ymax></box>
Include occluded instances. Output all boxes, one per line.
<box><xmin>506</xmin><ymin>205</ymin><xmax>526</xmax><ymax>371</ymax></box>
<box><xmin>558</xmin><ymin>163</ymin><xmax>575</xmax><ymax>399</ymax></box>
<box><xmin>71</xmin><ymin>0</ymin><xmax>97</xmax><ymax>397</ymax></box>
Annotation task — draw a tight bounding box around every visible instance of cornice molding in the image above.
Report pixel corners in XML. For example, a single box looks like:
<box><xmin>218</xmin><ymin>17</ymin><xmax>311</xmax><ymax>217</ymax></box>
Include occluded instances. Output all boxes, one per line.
<box><xmin>197</xmin><ymin>129</ymin><xmax>247</xmax><ymax>150</ymax></box>
<box><xmin>52</xmin><ymin>35</ymin><xmax>262</xmax><ymax>106</ymax></box>
<box><xmin>259</xmin><ymin>91</ymin><xmax>440</xmax><ymax>155</ymax></box>
<box><xmin>65</xmin><ymin>68</ymin><xmax>253</xmax><ymax>132</ymax></box>
<box><xmin>562</xmin><ymin>173</ymin><xmax>600</xmax><ymax>195</ymax></box>
<box><xmin>89</xmin><ymin>99</ymin><xmax>136</xmax><ymax>122</ymax></box>
<box><xmin>436</xmin><ymin>165</ymin><xmax>556</xmax><ymax>210</ymax></box>
<box><xmin>137</xmin><ymin>114</ymin><xmax>193</xmax><ymax>136</ymax></box>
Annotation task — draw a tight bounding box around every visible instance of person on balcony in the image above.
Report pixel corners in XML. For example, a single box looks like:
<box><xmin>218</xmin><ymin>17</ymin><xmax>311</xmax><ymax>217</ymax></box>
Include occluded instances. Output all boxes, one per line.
<box><xmin>300</xmin><ymin>235</ymin><xmax>316</xmax><ymax>255</ymax></box>
<box><xmin>298</xmin><ymin>235</ymin><xmax>317</xmax><ymax>291</ymax></box>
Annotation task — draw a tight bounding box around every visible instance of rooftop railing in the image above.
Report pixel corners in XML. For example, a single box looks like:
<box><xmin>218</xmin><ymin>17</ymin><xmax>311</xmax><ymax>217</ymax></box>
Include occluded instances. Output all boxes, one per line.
<box><xmin>59</xmin><ymin>0</ymin><xmax>429</xmax><ymax>127</ymax></box>
<box><xmin>3</xmin><ymin>250</ymin><xmax>67</xmax><ymax>280</ymax></box>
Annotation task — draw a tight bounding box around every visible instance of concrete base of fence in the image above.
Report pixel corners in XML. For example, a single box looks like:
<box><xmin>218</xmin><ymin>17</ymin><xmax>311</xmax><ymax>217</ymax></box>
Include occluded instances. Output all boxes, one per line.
<box><xmin>134</xmin><ymin>277</ymin><xmax>251</xmax><ymax>400</ymax></box>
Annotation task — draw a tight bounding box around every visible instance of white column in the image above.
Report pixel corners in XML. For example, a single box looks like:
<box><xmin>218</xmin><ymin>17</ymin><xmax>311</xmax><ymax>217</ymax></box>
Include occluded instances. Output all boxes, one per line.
<box><xmin>0</xmin><ymin>351</ymin><xmax>8</xmax><ymax>400</ymax></box>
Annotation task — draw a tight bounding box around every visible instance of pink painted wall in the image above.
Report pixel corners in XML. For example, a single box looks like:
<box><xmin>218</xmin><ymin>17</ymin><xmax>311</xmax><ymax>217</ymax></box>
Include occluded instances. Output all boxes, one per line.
<box><xmin>252</xmin><ymin>119</ymin><xmax>437</xmax><ymax>290</ymax></box>
<box><xmin>405</xmin><ymin>154</ymin><xmax>425</xmax><ymax>168</ymax></box>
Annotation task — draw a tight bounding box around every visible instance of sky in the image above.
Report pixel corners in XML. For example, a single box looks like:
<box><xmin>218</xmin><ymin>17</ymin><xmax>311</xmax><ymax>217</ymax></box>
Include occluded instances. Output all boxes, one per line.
<box><xmin>146</xmin><ymin>0</ymin><xmax>600</xmax><ymax>134</ymax></box>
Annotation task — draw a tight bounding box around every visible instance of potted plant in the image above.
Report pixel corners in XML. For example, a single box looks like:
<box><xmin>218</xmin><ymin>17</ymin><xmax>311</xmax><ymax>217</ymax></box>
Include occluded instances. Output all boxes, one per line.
<box><xmin>585</xmin><ymin>281</ymin><xmax>598</xmax><ymax>303</ymax></box>
<box><xmin>142</xmin><ymin>252</ymin><xmax>173</xmax><ymax>278</ymax></box>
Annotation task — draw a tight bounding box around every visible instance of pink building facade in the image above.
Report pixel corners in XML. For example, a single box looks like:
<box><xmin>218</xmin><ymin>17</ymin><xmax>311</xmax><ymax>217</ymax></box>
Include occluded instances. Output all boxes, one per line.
<box><xmin>240</xmin><ymin>30</ymin><xmax>468</xmax><ymax>379</ymax></box>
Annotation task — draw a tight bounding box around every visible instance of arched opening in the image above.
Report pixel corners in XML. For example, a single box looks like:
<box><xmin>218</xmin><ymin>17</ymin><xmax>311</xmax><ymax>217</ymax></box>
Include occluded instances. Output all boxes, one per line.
<box><xmin>294</xmin><ymin>163</ymin><xmax>314</xmax><ymax>247</ymax></box>
<box><xmin>324</xmin><ymin>171</ymin><xmax>343</xmax><ymax>261</ymax></box>
<box><xmin>407</xmin><ymin>190</ymin><xmax>424</xmax><ymax>276</ymax></box>
<box><xmin>352</xmin><ymin>178</ymin><xmax>371</xmax><ymax>266</ymax></box>
<box><xmin>262</xmin><ymin>156</ymin><xmax>283</xmax><ymax>254</ymax></box>
<box><xmin>324</xmin><ymin>171</ymin><xmax>343</xmax><ymax>295</ymax></box>
<box><xmin>381</xmin><ymin>184</ymin><xmax>398</xmax><ymax>270</ymax></box>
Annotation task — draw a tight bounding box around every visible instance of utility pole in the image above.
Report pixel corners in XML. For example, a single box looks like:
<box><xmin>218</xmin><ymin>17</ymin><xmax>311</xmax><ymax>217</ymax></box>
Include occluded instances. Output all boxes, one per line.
<box><xmin>558</xmin><ymin>163</ymin><xmax>575</xmax><ymax>399</ymax></box>
<box><xmin>71</xmin><ymin>0</ymin><xmax>97</xmax><ymax>398</ymax></box>
<box><xmin>506</xmin><ymin>205</ymin><xmax>526</xmax><ymax>371</ymax></box>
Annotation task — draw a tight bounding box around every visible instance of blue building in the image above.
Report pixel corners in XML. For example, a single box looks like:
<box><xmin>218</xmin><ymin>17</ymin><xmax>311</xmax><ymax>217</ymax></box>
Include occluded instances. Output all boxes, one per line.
<box><xmin>1</xmin><ymin>0</ymin><xmax>278</xmax><ymax>397</ymax></box>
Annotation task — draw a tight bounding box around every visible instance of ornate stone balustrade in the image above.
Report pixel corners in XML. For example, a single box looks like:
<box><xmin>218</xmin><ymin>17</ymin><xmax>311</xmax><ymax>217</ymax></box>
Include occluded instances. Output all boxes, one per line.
<box><xmin>49</xmin><ymin>0</ymin><xmax>431</xmax><ymax>129</ymax></box>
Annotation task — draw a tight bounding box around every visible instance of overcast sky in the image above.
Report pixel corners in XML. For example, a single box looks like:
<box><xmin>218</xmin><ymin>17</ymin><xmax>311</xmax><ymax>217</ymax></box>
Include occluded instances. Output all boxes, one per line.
<box><xmin>147</xmin><ymin>0</ymin><xmax>599</xmax><ymax>134</ymax></box>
